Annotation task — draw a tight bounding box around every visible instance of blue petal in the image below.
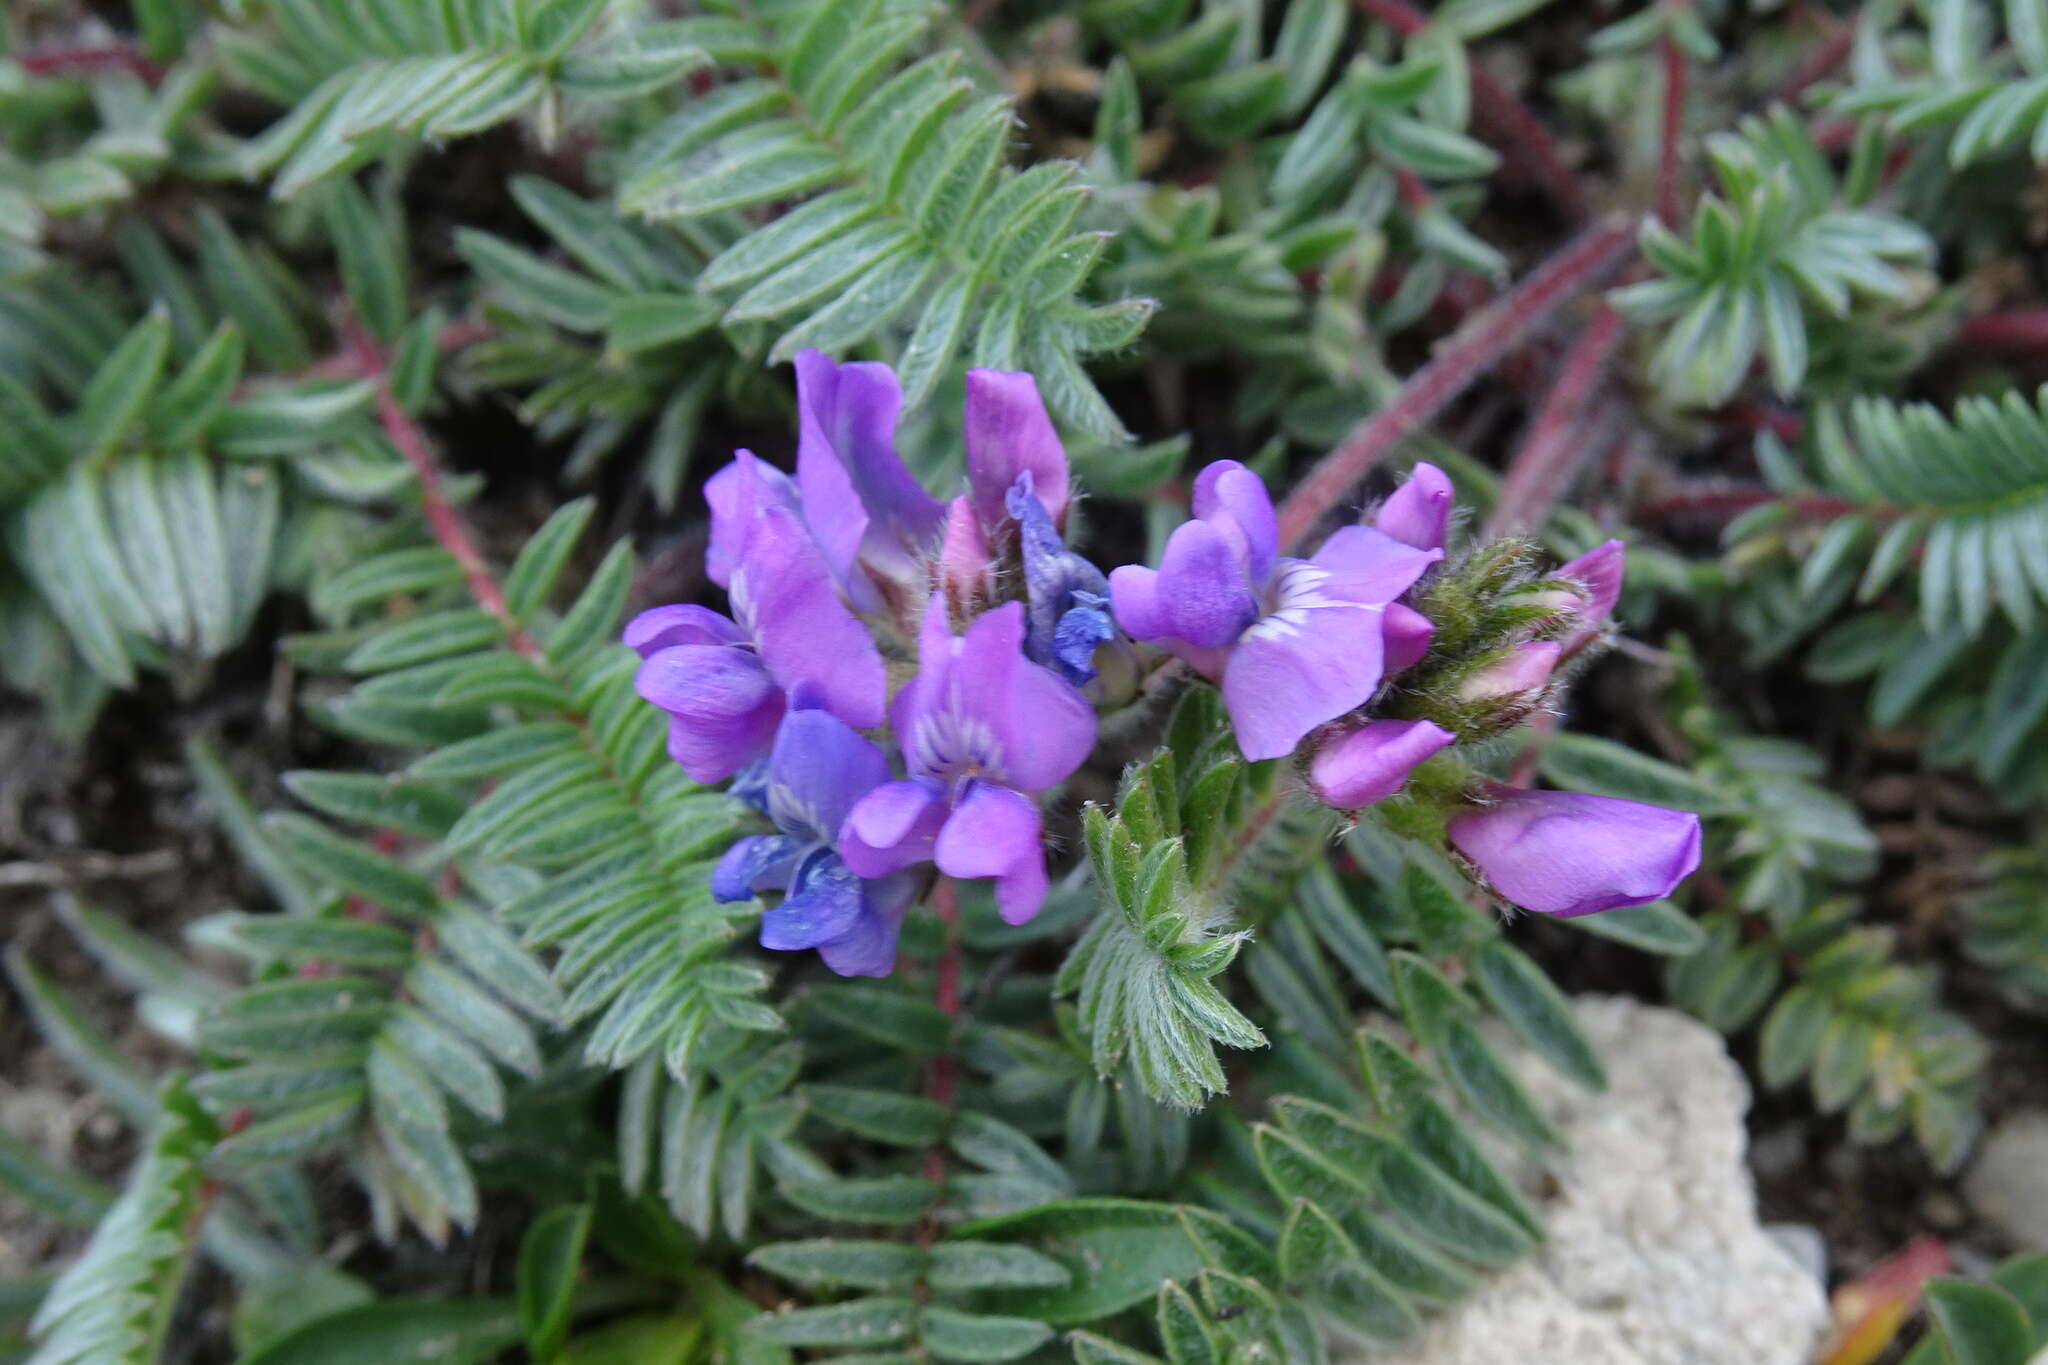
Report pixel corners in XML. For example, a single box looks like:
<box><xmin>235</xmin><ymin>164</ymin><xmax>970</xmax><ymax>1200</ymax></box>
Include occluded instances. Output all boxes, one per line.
<box><xmin>758</xmin><ymin>849</ymin><xmax>867</xmax><ymax>950</ymax></box>
<box><xmin>1007</xmin><ymin>473</ymin><xmax>1111</xmax><ymax>671</ymax></box>
<box><xmin>763</xmin><ymin>709</ymin><xmax>891</xmax><ymax>845</ymax></box>
<box><xmin>712</xmin><ymin>834</ymin><xmax>802</xmax><ymax>903</ymax></box>
<box><xmin>728</xmin><ymin>758</ymin><xmax>773</xmax><ymax>815</ymax></box>
<box><xmin>818</xmin><ymin>871</ymin><xmax>918</xmax><ymax>977</ymax></box>
<box><xmin>1051</xmin><ymin>595</ymin><xmax>1114</xmax><ymax>685</ymax></box>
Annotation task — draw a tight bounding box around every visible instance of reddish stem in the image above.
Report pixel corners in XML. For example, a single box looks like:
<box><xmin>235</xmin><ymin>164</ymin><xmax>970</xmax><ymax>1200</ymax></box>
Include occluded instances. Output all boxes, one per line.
<box><xmin>1775</xmin><ymin>20</ymin><xmax>1853</xmax><ymax>105</ymax></box>
<box><xmin>17</xmin><ymin>44</ymin><xmax>164</xmax><ymax>85</ymax></box>
<box><xmin>1351</xmin><ymin>0</ymin><xmax>1590</xmax><ymax>222</ymax></box>
<box><xmin>1956</xmin><ymin>310</ymin><xmax>2048</xmax><ymax>352</ymax></box>
<box><xmin>1640</xmin><ymin>485</ymin><xmax>1866</xmax><ymax>523</ymax></box>
<box><xmin>918</xmin><ymin>878</ymin><xmax>962</xmax><ymax>1242</ymax></box>
<box><xmin>1486</xmin><ymin>304</ymin><xmax>1627</xmax><ymax>537</ymax></box>
<box><xmin>927</xmin><ymin>878</ymin><xmax>962</xmax><ymax>1107</ymax></box>
<box><xmin>1657</xmin><ymin>32</ymin><xmax>1686</xmax><ymax>227</ymax></box>
<box><xmin>1718</xmin><ymin>401</ymin><xmax>1806</xmax><ymax>444</ymax></box>
<box><xmin>1394</xmin><ymin>167</ymin><xmax>1433</xmax><ymax>213</ymax></box>
<box><xmin>1275</xmin><ymin>216</ymin><xmax>1638</xmax><ymax>551</ymax></box>
<box><xmin>341</xmin><ymin>318</ymin><xmax>542</xmax><ymax>660</ymax></box>
<box><xmin>307</xmin><ymin>319</ymin><xmax>496</xmax><ymax>379</ymax></box>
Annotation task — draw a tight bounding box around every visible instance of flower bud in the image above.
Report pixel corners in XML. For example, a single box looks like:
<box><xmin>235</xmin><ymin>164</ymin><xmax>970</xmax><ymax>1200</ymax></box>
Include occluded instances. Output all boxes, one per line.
<box><xmin>1554</xmin><ymin>538</ymin><xmax>1625</xmax><ymax>658</ymax></box>
<box><xmin>1383</xmin><ymin>603</ymin><xmax>1435</xmax><ymax>675</ymax></box>
<box><xmin>1447</xmin><ymin>787</ymin><xmax>1702</xmax><ymax>916</ymax></box>
<box><xmin>1308</xmin><ymin>719</ymin><xmax>1455</xmax><ymax>809</ymax></box>
<box><xmin>1458</xmin><ymin>640</ymin><xmax>1559</xmax><ymax>703</ymax></box>
<box><xmin>1369</xmin><ymin>461</ymin><xmax>1454</xmax><ymax>551</ymax></box>
<box><xmin>936</xmin><ymin>496</ymin><xmax>995</xmax><ymax>619</ymax></box>
<box><xmin>1557</xmin><ymin>539</ymin><xmax>1624</xmax><ymax>623</ymax></box>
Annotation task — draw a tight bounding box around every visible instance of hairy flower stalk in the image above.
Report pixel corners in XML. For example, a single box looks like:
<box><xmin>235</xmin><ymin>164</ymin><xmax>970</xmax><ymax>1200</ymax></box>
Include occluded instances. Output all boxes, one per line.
<box><xmin>627</xmin><ymin>358</ymin><xmax>1702</xmax><ymax>975</ymax></box>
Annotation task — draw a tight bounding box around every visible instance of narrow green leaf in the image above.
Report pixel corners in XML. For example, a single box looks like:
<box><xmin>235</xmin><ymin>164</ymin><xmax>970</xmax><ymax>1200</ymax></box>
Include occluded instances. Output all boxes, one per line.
<box><xmin>517</xmin><ymin>1203</ymin><xmax>592</xmax><ymax>1360</ymax></box>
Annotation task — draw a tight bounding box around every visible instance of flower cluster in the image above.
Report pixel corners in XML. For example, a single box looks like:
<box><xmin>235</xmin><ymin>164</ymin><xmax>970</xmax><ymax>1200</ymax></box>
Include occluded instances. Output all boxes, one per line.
<box><xmin>628</xmin><ymin>353</ymin><xmax>1702</xmax><ymax>976</ymax></box>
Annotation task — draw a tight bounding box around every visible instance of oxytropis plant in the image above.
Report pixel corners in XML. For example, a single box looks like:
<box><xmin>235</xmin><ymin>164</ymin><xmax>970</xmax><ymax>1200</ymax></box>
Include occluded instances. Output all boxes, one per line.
<box><xmin>629</xmin><ymin>351</ymin><xmax>1705</xmax><ymax>980</ymax></box>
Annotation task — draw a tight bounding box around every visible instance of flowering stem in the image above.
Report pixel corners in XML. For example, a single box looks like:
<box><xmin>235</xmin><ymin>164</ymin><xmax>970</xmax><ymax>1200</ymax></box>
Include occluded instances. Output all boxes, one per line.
<box><xmin>1718</xmin><ymin>401</ymin><xmax>1806</xmax><ymax>443</ymax></box>
<box><xmin>1640</xmin><ymin>485</ymin><xmax>1868</xmax><ymax>523</ymax></box>
<box><xmin>927</xmin><ymin>877</ymin><xmax>962</xmax><ymax>1110</ymax></box>
<box><xmin>1956</xmin><ymin>310</ymin><xmax>2048</xmax><ymax>353</ymax></box>
<box><xmin>1657</xmin><ymin>31</ymin><xmax>1687</xmax><ymax>227</ymax></box>
<box><xmin>1486</xmin><ymin>303</ymin><xmax>1627</xmax><ymax>537</ymax></box>
<box><xmin>1276</xmin><ymin>216</ymin><xmax>1637</xmax><ymax>551</ymax></box>
<box><xmin>916</xmin><ymin>878</ymin><xmax>962</xmax><ymax>1245</ymax></box>
<box><xmin>308</xmin><ymin>318</ymin><xmax>495</xmax><ymax>379</ymax></box>
<box><xmin>1350</xmin><ymin>0</ymin><xmax>1589</xmax><ymax>222</ymax></box>
<box><xmin>17</xmin><ymin>43</ymin><xmax>165</xmax><ymax>84</ymax></box>
<box><xmin>341</xmin><ymin>318</ymin><xmax>543</xmax><ymax>661</ymax></box>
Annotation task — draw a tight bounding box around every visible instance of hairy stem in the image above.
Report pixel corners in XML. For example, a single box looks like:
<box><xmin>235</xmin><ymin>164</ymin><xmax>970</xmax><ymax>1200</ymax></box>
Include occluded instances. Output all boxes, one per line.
<box><xmin>1657</xmin><ymin>32</ymin><xmax>1686</xmax><ymax>227</ymax></box>
<box><xmin>308</xmin><ymin>318</ymin><xmax>496</xmax><ymax>378</ymax></box>
<box><xmin>918</xmin><ymin>878</ymin><xmax>962</xmax><ymax>1245</ymax></box>
<box><xmin>1486</xmin><ymin>304</ymin><xmax>1627</xmax><ymax>537</ymax></box>
<box><xmin>1957</xmin><ymin>310</ymin><xmax>2048</xmax><ymax>352</ymax></box>
<box><xmin>1640</xmin><ymin>485</ymin><xmax>1866</xmax><ymax>523</ymax></box>
<box><xmin>17</xmin><ymin>43</ymin><xmax>164</xmax><ymax>84</ymax></box>
<box><xmin>342</xmin><ymin>318</ymin><xmax>542</xmax><ymax>660</ymax></box>
<box><xmin>1350</xmin><ymin>0</ymin><xmax>1589</xmax><ymax>222</ymax></box>
<box><xmin>1276</xmin><ymin>216</ymin><xmax>1638</xmax><ymax>551</ymax></box>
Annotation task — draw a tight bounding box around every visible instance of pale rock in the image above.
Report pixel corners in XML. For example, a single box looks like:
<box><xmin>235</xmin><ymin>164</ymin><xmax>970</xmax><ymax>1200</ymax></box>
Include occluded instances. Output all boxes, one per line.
<box><xmin>1963</xmin><ymin>1110</ymin><xmax>2048</xmax><ymax>1251</ymax></box>
<box><xmin>1360</xmin><ymin>996</ymin><xmax>1830</xmax><ymax>1365</ymax></box>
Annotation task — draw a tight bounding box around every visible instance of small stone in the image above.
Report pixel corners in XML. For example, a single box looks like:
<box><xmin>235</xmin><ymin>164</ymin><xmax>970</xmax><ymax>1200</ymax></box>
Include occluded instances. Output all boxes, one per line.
<box><xmin>1963</xmin><ymin>1111</ymin><xmax>2048</xmax><ymax>1251</ymax></box>
<box><xmin>1363</xmin><ymin>998</ymin><xmax>1830</xmax><ymax>1365</ymax></box>
<box><xmin>1766</xmin><ymin>1224</ymin><xmax>1828</xmax><ymax>1285</ymax></box>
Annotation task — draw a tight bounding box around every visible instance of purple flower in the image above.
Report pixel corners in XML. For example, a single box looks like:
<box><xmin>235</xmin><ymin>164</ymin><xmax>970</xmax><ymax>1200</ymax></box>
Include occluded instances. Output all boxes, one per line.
<box><xmin>1447</xmin><ymin>788</ymin><xmax>1703</xmax><ymax>917</ymax></box>
<box><xmin>1308</xmin><ymin>719</ymin><xmax>1455</xmax><ymax>810</ymax></box>
<box><xmin>713</xmin><ymin>710</ymin><xmax>918</xmax><ymax>977</ymax></box>
<box><xmin>703</xmin><ymin>450</ymin><xmax>798</xmax><ymax>592</ymax></box>
<box><xmin>794</xmin><ymin>350</ymin><xmax>947</xmax><ymax>611</ymax></box>
<box><xmin>1370</xmin><ymin>462</ymin><xmax>1454</xmax><ymax>551</ymax></box>
<box><xmin>1109</xmin><ymin>460</ymin><xmax>1442</xmax><ymax>761</ymax></box>
<box><xmin>630</xmin><ymin>461</ymin><xmax>885</xmax><ymax>782</ymax></box>
<box><xmin>966</xmin><ymin>369</ymin><xmax>1068</xmax><ymax>535</ymax></box>
<box><xmin>840</xmin><ymin>599</ymin><xmax>1095</xmax><ymax>924</ymax></box>
<box><xmin>703</xmin><ymin>354</ymin><xmax>946</xmax><ymax>613</ymax></box>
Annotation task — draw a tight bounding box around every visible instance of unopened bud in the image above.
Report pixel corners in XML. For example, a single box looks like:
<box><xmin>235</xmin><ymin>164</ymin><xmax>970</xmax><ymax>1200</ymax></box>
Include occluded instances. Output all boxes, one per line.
<box><xmin>1459</xmin><ymin>641</ymin><xmax>1559</xmax><ymax>704</ymax></box>
<box><xmin>1308</xmin><ymin>718</ymin><xmax>1455</xmax><ymax>810</ymax></box>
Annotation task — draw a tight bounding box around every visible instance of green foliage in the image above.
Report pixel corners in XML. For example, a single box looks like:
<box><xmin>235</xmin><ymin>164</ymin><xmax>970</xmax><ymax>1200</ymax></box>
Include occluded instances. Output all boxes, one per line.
<box><xmin>1543</xmin><ymin>642</ymin><xmax>1985</xmax><ymax>1168</ymax></box>
<box><xmin>227</xmin><ymin>0</ymin><xmax>705</xmax><ymax>199</ymax></box>
<box><xmin>8</xmin><ymin>0</ymin><xmax>2045</xmax><ymax>1359</ymax></box>
<box><xmin>1901</xmin><ymin>1255</ymin><xmax>2048</xmax><ymax>1365</ymax></box>
<box><xmin>1056</xmin><ymin>701</ymin><xmax>1268</xmax><ymax>1108</ymax></box>
<box><xmin>1611</xmin><ymin>108</ymin><xmax>1931</xmax><ymax>406</ymax></box>
<box><xmin>22</xmin><ymin>1079</ymin><xmax>219</xmax><ymax>1365</ymax></box>
<box><xmin>1965</xmin><ymin>845</ymin><xmax>2048</xmax><ymax>1009</ymax></box>
<box><xmin>613</xmin><ymin>0</ymin><xmax>1150</xmax><ymax>437</ymax></box>
<box><xmin>459</xmin><ymin>175</ymin><xmax>771</xmax><ymax>510</ymax></box>
<box><xmin>1777</xmin><ymin>389</ymin><xmax>2048</xmax><ymax>636</ymax></box>
<box><xmin>1731</xmin><ymin>387</ymin><xmax>2048</xmax><ymax>800</ymax></box>
<box><xmin>0</xmin><ymin>59</ymin><xmax>217</xmax><ymax>274</ymax></box>
<box><xmin>1833</xmin><ymin>0</ymin><xmax>2048</xmax><ymax>170</ymax></box>
<box><xmin>1087</xmin><ymin>0</ymin><xmax>1346</xmax><ymax>144</ymax></box>
<box><xmin>1668</xmin><ymin>900</ymin><xmax>1985</xmax><ymax>1172</ymax></box>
